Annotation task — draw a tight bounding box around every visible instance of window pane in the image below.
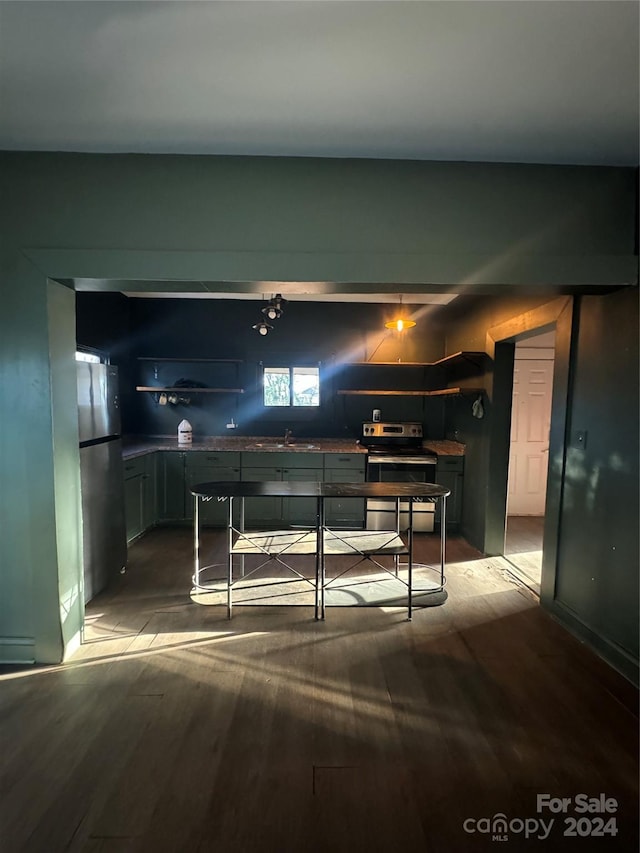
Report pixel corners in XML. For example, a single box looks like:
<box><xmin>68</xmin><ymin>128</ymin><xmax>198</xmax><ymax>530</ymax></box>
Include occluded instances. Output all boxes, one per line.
<box><xmin>263</xmin><ymin>367</ymin><xmax>290</xmax><ymax>406</ymax></box>
<box><xmin>75</xmin><ymin>351</ymin><xmax>101</xmax><ymax>363</ymax></box>
<box><xmin>292</xmin><ymin>367</ymin><xmax>320</xmax><ymax>407</ymax></box>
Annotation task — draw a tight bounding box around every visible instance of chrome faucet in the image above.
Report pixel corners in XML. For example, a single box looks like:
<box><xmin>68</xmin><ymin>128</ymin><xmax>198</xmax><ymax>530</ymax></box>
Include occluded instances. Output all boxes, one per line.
<box><xmin>284</xmin><ymin>428</ymin><xmax>293</xmax><ymax>445</ymax></box>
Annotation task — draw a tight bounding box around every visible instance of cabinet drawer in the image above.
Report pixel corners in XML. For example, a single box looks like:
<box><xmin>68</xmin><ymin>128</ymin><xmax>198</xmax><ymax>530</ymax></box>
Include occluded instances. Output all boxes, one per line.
<box><xmin>324</xmin><ymin>453</ymin><xmax>365</xmax><ymax>470</ymax></box>
<box><xmin>436</xmin><ymin>456</ymin><xmax>464</xmax><ymax>473</ymax></box>
<box><xmin>242</xmin><ymin>451</ymin><xmax>323</xmax><ymax>469</ymax></box>
<box><xmin>281</xmin><ymin>452</ymin><xmax>323</xmax><ymax>469</ymax></box>
<box><xmin>185</xmin><ymin>451</ymin><xmax>241</xmax><ymax>468</ymax></box>
<box><xmin>123</xmin><ymin>455</ymin><xmax>148</xmax><ymax>479</ymax></box>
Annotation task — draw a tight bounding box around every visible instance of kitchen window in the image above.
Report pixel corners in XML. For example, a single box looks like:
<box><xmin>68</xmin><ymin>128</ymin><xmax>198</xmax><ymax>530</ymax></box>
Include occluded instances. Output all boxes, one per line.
<box><xmin>75</xmin><ymin>349</ymin><xmax>103</xmax><ymax>363</ymax></box>
<box><xmin>263</xmin><ymin>365</ymin><xmax>320</xmax><ymax>407</ymax></box>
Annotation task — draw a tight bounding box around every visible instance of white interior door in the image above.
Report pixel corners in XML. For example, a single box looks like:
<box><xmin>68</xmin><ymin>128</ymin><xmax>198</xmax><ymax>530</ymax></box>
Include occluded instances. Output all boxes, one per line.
<box><xmin>508</xmin><ymin>350</ymin><xmax>554</xmax><ymax>516</ymax></box>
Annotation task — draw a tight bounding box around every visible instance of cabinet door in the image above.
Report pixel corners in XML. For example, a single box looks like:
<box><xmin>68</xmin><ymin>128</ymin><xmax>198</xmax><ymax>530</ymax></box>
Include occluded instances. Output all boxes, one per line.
<box><xmin>158</xmin><ymin>452</ymin><xmax>186</xmax><ymax>520</ymax></box>
<box><xmin>186</xmin><ymin>465</ymin><xmax>241</xmax><ymax>526</ymax></box>
<box><xmin>124</xmin><ymin>474</ymin><xmax>144</xmax><ymax>542</ymax></box>
<box><xmin>142</xmin><ymin>453</ymin><xmax>157</xmax><ymax>531</ymax></box>
<box><xmin>324</xmin><ymin>468</ymin><xmax>365</xmax><ymax>528</ymax></box>
<box><xmin>434</xmin><ymin>471</ymin><xmax>462</xmax><ymax>526</ymax></box>
<box><xmin>282</xmin><ymin>467</ymin><xmax>323</xmax><ymax>527</ymax></box>
<box><xmin>242</xmin><ymin>466</ymin><xmax>282</xmax><ymax>528</ymax></box>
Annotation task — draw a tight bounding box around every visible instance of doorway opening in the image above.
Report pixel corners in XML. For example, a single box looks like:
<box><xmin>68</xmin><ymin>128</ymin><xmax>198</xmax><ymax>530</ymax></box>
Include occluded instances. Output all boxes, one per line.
<box><xmin>504</xmin><ymin>330</ymin><xmax>556</xmax><ymax>593</ymax></box>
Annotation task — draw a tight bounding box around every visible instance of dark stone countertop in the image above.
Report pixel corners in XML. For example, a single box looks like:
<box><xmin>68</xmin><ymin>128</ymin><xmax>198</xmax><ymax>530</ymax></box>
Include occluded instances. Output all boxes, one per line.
<box><xmin>122</xmin><ymin>436</ymin><xmax>367</xmax><ymax>459</ymax></box>
<box><xmin>122</xmin><ymin>436</ymin><xmax>465</xmax><ymax>460</ymax></box>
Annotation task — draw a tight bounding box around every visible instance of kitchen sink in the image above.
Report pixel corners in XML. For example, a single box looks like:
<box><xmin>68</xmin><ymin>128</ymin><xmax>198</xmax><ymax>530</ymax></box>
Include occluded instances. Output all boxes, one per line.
<box><xmin>248</xmin><ymin>442</ymin><xmax>319</xmax><ymax>450</ymax></box>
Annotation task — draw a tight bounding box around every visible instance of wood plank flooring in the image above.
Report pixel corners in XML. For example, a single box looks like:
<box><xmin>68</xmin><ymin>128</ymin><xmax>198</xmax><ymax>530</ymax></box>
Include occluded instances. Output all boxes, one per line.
<box><xmin>0</xmin><ymin>527</ymin><xmax>637</xmax><ymax>853</ymax></box>
<box><xmin>505</xmin><ymin>515</ymin><xmax>544</xmax><ymax>591</ymax></box>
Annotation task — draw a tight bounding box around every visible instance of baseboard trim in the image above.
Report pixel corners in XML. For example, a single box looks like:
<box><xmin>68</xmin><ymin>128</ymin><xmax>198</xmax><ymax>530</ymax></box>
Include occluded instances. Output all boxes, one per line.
<box><xmin>543</xmin><ymin>598</ymin><xmax>639</xmax><ymax>687</ymax></box>
<box><xmin>0</xmin><ymin>636</ymin><xmax>36</xmax><ymax>665</ymax></box>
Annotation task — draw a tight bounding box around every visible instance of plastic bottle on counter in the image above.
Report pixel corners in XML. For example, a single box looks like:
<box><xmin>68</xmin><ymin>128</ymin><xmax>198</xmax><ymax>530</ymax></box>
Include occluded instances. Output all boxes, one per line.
<box><xmin>177</xmin><ymin>419</ymin><xmax>193</xmax><ymax>445</ymax></box>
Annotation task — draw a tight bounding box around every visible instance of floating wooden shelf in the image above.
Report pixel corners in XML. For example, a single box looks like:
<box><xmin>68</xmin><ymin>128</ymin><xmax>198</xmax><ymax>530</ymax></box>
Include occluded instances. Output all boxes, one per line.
<box><xmin>343</xmin><ymin>352</ymin><xmax>485</xmax><ymax>368</ymax></box>
<box><xmin>136</xmin><ymin>386</ymin><xmax>244</xmax><ymax>393</ymax></box>
<box><xmin>137</xmin><ymin>357</ymin><xmax>243</xmax><ymax>363</ymax></box>
<box><xmin>431</xmin><ymin>351</ymin><xmax>485</xmax><ymax>367</ymax></box>
<box><xmin>337</xmin><ymin>387</ymin><xmax>483</xmax><ymax>397</ymax></box>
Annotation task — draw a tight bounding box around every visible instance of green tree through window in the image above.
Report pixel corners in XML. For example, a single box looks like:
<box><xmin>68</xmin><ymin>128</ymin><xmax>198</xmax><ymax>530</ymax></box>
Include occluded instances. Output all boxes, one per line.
<box><xmin>263</xmin><ymin>366</ymin><xmax>320</xmax><ymax>407</ymax></box>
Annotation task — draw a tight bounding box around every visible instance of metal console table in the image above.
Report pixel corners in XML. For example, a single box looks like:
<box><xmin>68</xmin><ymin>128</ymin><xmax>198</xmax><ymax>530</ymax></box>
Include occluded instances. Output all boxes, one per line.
<box><xmin>190</xmin><ymin>481</ymin><xmax>450</xmax><ymax>620</ymax></box>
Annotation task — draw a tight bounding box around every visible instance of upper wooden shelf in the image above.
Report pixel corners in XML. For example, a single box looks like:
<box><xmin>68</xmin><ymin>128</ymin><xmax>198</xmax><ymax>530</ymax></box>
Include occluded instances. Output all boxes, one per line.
<box><xmin>343</xmin><ymin>352</ymin><xmax>485</xmax><ymax>368</ymax></box>
<box><xmin>136</xmin><ymin>357</ymin><xmax>243</xmax><ymax>363</ymax></box>
<box><xmin>337</xmin><ymin>387</ymin><xmax>483</xmax><ymax>397</ymax></box>
<box><xmin>136</xmin><ymin>386</ymin><xmax>244</xmax><ymax>394</ymax></box>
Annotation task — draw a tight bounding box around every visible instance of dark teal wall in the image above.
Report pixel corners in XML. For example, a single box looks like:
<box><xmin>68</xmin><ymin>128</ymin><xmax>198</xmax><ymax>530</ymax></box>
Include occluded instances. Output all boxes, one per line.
<box><xmin>76</xmin><ymin>296</ymin><xmax>448</xmax><ymax>440</ymax></box>
<box><xmin>554</xmin><ymin>290</ymin><xmax>639</xmax><ymax>662</ymax></box>
<box><xmin>0</xmin><ymin>151</ymin><xmax>637</xmax><ymax>665</ymax></box>
<box><xmin>443</xmin><ymin>288</ymin><xmax>639</xmax><ymax>681</ymax></box>
<box><xmin>4</xmin><ymin>152</ymin><xmax>638</xmax><ymax>287</ymax></box>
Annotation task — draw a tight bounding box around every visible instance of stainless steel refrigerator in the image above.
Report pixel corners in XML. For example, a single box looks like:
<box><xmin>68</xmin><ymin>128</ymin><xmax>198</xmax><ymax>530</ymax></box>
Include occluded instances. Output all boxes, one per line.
<box><xmin>78</xmin><ymin>362</ymin><xmax>127</xmax><ymax>604</ymax></box>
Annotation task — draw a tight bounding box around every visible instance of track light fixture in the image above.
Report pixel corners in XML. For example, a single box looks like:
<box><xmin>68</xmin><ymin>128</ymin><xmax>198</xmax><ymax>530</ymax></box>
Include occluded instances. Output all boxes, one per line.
<box><xmin>262</xmin><ymin>294</ymin><xmax>287</xmax><ymax>320</ymax></box>
<box><xmin>262</xmin><ymin>302</ymin><xmax>282</xmax><ymax>321</ymax></box>
<box><xmin>253</xmin><ymin>294</ymin><xmax>287</xmax><ymax>334</ymax></box>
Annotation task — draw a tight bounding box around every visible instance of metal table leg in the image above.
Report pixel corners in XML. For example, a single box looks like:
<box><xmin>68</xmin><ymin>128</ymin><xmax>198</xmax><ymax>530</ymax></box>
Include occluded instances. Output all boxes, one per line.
<box><xmin>440</xmin><ymin>494</ymin><xmax>447</xmax><ymax>589</ymax></box>
<box><xmin>408</xmin><ymin>499</ymin><xmax>413</xmax><ymax>621</ymax></box>
<box><xmin>394</xmin><ymin>497</ymin><xmax>400</xmax><ymax>577</ymax></box>
<box><xmin>319</xmin><ymin>496</ymin><xmax>326</xmax><ymax>620</ymax></box>
<box><xmin>314</xmin><ymin>496</ymin><xmax>321</xmax><ymax>620</ymax></box>
<box><xmin>227</xmin><ymin>496</ymin><xmax>233</xmax><ymax>620</ymax></box>
<box><xmin>194</xmin><ymin>494</ymin><xmax>200</xmax><ymax>588</ymax></box>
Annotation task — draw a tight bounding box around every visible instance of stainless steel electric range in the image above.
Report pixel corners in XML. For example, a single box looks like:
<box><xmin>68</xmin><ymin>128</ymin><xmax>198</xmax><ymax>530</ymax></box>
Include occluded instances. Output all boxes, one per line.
<box><xmin>361</xmin><ymin>422</ymin><xmax>437</xmax><ymax>532</ymax></box>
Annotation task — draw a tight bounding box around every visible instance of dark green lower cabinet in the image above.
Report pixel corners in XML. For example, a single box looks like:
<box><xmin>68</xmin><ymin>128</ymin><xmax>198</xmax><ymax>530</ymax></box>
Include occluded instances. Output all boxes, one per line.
<box><xmin>241</xmin><ymin>466</ymin><xmax>282</xmax><ymax>527</ymax></box>
<box><xmin>184</xmin><ymin>452</ymin><xmax>242</xmax><ymax>526</ymax></box>
<box><xmin>282</xmin><ymin>467</ymin><xmax>324</xmax><ymax>526</ymax></box>
<box><xmin>158</xmin><ymin>451</ymin><xmax>187</xmax><ymax>521</ymax></box>
<box><xmin>434</xmin><ymin>458</ymin><xmax>464</xmax><ymax>528</ymax></box>
<box><xmin>124</xmin><ymin>453</ymin><xmax>157</xmax><ymax>543</ymax></box>
<box><xmin>186</xmin><ymin>465</ymin><xmax>241</xmax><ymax>525</ymax></box>
<box><xmin>323</xmin><ymin>468</ymin><xmax>365</xmax><ymax>527</ymax></box>
<box><xmin>142</xmin><ymin>454</ymin><xmax>157</xmax><ymax>531</ymax></box>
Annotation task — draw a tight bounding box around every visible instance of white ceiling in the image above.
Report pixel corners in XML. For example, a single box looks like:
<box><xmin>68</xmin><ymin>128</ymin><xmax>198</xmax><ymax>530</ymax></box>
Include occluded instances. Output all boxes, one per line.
<box><xmin>3</xmin><ymin>1</ymin><xmax>637</xmax><ymax>307</ymax></box>
<box><xmin>0</xmin><ymin>0</ymin><xmax>638</xmax><ymax>166</ymax></box>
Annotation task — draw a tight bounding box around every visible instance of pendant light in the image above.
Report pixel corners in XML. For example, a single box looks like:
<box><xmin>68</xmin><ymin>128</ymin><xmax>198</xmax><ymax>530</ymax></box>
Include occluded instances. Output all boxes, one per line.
<box><xmin>385</xmin><ymin>295</ymin><xmax>416</xmax><ymax>331</ymax></box>
<box><xmin>252</xmin><ymin>321</ymin><xmax>273</xmax><ymax>336</ymax></box>
<box><xmin>261</xmin><ymin>294</ymin><xmax>287</xmax><ymax>321</ymax></box>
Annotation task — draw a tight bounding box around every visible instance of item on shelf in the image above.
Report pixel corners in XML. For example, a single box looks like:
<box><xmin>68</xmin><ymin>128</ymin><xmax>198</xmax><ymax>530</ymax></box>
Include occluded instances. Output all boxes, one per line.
<box><xmin>372</xmin><ymin>408</ymin><xmax>381</xmax><ymax>422</ymax></box>
<box><xmin>178</xmin><ymin>419</ymin><xmax>193</xmax><ymax>445</ymax></box>
<box><xmin>472</xmin><ymin>395</ymin><xmax>484</xmax><ymax>419</ymax></box>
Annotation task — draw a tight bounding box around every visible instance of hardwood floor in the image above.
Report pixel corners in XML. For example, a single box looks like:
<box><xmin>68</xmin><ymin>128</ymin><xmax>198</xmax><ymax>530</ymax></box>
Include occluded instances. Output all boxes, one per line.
<box><xmin>505</xmin><ymin>515</ymin><xmax>544</xmax><ymax>592</ymax></box>
<box><xmin>1</xmin><ymin>527</ymin><xmax>637</xmax><ymax>853</ymax></box>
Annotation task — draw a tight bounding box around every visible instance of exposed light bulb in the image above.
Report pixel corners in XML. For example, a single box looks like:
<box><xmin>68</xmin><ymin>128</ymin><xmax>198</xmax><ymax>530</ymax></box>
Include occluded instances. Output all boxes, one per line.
<box><xmin>384</xmin><ymin>294</ymin><xmax>416</xmax><ymax>332</ymax></box>
<box><xmin>384</xmin><ymin>317</ymin><xmax>416</xmax><ymax>331</ymax></box>
<box><xmin>252</xmin><ymin>321</ymin><xmax>273</xmax><ymax>335</ymax></box>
